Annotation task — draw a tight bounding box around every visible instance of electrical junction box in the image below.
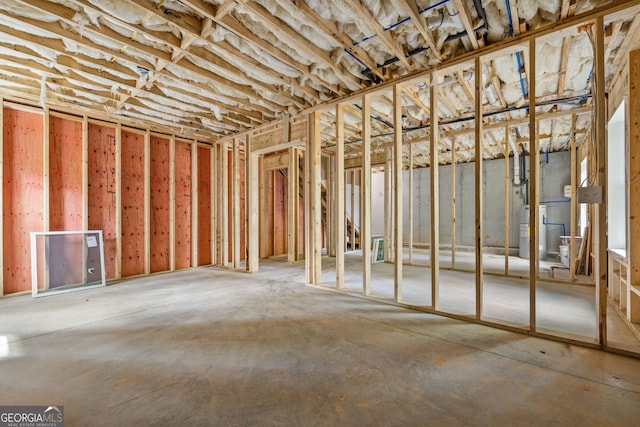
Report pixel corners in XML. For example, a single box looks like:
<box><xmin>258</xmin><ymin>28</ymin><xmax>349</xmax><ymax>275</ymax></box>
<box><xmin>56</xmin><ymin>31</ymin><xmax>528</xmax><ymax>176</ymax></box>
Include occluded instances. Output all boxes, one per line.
<box><xmin>577</xmin><ymin>186</ymin><xmax>603</xmax><ymax>204</ymax></box>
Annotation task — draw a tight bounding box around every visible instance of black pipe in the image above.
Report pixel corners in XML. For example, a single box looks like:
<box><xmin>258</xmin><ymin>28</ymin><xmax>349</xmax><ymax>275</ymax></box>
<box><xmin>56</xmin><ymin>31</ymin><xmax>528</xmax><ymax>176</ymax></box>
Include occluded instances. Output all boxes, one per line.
<box><xmin>359</xmin><ymin>25</ymin><xmax>485</xmax><ymax>82</ymax></box>
<box><xmin>472</xmin><ymin>0</ymin><xmax>488</xmax><ymax>29</ymax></box>
<box><xmin>519</xmin><ymin>143</ymin><xmax>529</xmax><ymax>205</ymax></box>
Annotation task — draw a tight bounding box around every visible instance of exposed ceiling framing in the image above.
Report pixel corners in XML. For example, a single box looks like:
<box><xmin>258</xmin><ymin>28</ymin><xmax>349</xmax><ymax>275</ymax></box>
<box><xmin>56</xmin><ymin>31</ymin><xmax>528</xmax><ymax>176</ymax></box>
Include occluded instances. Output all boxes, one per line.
<box><xmin>0</xmin><ymin>0</ymin><xmax>637</xmax><ymax>167</ymax></box>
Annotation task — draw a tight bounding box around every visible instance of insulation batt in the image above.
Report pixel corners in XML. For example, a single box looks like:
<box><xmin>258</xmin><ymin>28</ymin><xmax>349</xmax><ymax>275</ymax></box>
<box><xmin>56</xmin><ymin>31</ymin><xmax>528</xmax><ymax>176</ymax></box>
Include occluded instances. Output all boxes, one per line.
<box><xmin>518</xmin><ymin>0</ymin><xmax>539</xmax><ymax>20</ymax></box>
<box><xmin>483</xmin><ymin>0</ymin><xmax>508</xmax><ymax>41</ymax></box>
<box><xmin>83</xmin><ymin>0</ymin><xmax>178</xmax><ymax>35</ymax></box>
<box><xmin>212</xmin><ymin>26</ymin><xmax>302</xmax><ymax>79</ymax></box>
<box><xmin>536</xmin><ymin>38</ymin><xmax>563</xmax><ymax>95</ymax></box>
<box><xmin>564</xmin><ymin>33</ymin><xmax>593</xmax><ymax>92</ymax></box>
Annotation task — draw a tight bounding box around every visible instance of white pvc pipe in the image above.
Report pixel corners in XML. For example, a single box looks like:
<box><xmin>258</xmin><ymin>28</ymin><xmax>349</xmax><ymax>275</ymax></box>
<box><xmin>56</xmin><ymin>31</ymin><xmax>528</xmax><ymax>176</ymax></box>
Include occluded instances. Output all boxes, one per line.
<box><xmin>508</xmin><ymin>135</ymin><xmax>520</xmax><ymax>185</ymax></box>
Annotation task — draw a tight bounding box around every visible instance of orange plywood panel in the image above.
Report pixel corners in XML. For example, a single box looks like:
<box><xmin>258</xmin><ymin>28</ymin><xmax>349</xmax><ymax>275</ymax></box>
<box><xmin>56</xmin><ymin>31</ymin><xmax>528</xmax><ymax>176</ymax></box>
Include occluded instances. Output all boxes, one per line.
<box><xmin>87</xmin><ymin>123</ymin><xmax>117</xmax><ymax>279</ymax></box>
<box><xmin>174</xmin><ymin>140</ymin><xmax>192</xmax><ymax>269</ymax></box>
<box><xmin>3</xmin><ymin>107</ymin><xmax>44</xmax><ymax>294</ymax></box>
<box><xmin>273</xmin><ymin>170</ymin><xmax>286</xmax><ymax>255</ymax></box>
<box><xmin>150</xmin><ymin>136</ymin><xmax>170</xmax><ymax>273</ymax></box>
<box><xmin>49</xmin><ymin>116</ymin><xmax>83</xmax><ymax>231</ymax></box>
<box><xmin>48</xmin><ymin>115</ymin><xmax>84</xmax><ymax>287</ymax></box>
<box><xmin>197</xmin><ymin>146</ymin><xmax>211</xmax><ymax>266</ymax></box>
<box><xmin>120</xmin><ymin>130</ymin><xmax>145</xmax><ymax>277</ymax></box>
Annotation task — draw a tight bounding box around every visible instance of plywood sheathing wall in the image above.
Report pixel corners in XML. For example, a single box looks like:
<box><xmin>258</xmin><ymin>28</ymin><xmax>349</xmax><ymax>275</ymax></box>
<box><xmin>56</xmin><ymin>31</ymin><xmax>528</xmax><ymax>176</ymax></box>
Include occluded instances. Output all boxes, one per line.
<box><xmin>197</xmin><ymin>145</ymin><xmax>212</xmax><ymax>266</ymax></box>
<box><xmin>150</xmin><ymin>136</ymin><xmax>171</xmax><ymax>274</ymax></box>
<box><xmin>87</xmin><ymin>123</ymin><xmax>117</xmax><ymax>280</ymax></box>
<box><xmin>49</xmin><ymin>116</ymin><xmax>83</xmax><ymax>231</ymax></box>
<box><xmin>1</xmin><ymin>104</ymin><xmax>216</xmax><ymax>295</ymax></box>
<box><xmin>175</xmin><ymin>140</ymin><xmax>192</xmax><ymax>270</ymax></box>
<box><xmin>2</xmin><ymin>107</ymin><xmax>44</xmax><ymax>294</ymax></box>
<box><xmin>120</xmin><ymin>130</ymin><xmax>146</xmax><ymax>278</ymax></box>
<box><xmin>49</xmin><ymin>115</ymin><xmax>83</xmax><ymax>287</ymax></box>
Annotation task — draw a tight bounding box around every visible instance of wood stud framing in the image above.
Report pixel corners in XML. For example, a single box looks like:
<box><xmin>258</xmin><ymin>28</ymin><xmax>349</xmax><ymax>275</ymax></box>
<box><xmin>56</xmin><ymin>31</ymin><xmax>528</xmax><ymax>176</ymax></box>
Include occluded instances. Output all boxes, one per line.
<box><xmin>503</xmin><ymin>127</ymin><xmax>510</xmax><ymax>275</ymax></box>
<box><xmin>430</xmin><ymin>78</ymin><xmax>440</xmax><ymax>308</ymax></box>
<box><xmin>629</xmin><ymin>48</ymin><xmax>640</xmax><ymax>324</ymax></box>
<box><xmin>475</xmin><ymin>57</ymin><xmax>484</xmax><ymax>319</ymax></box>
<box><xmin>362</xmin><ymin>95</ymin><xmax>372</xmax><ymax>296</ymax></box>
<box><xmin>528</xmin><ymin>40</ymin><xmax>538</xmax><ymax>331</ymax></box>
<box><xmin>232</xmin><ymin>138</ymin><xmax>240</xmax><ymax>269</ymax></box>
<box><xmin>594</xmin><ymin>16</ymin><xmax>608</xmax><ymax>345</ymax></box>
<box><xmin>336</xmin><ymin>104</ymin><xmax>345</xmax><ymax>289</ymax></box>
<box><xmin>247</xmin><ymin>136</ymin><xmax>259</xmax><ymax>273</ymax></box>
<box><xmin>393</xmin><ymin>84</ymin><xmax>403</xmax><ymax>302</ymax></box>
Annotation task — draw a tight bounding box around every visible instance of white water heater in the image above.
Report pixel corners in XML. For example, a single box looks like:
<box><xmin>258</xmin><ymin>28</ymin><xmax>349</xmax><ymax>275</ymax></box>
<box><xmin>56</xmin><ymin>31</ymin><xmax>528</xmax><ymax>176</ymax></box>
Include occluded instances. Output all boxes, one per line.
<box><xmin>519</xmin><ymin>205</ymin><xmax>547</xmax><ymax>260</ymax></box>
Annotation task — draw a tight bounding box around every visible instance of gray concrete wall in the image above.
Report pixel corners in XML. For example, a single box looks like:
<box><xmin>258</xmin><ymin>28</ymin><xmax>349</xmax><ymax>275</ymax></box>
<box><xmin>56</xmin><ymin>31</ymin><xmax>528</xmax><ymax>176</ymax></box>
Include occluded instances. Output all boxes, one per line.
<box><xmin>371</xmin><ymin>151</ymin><xmax>572</xmax><ymax>256</ymax></box>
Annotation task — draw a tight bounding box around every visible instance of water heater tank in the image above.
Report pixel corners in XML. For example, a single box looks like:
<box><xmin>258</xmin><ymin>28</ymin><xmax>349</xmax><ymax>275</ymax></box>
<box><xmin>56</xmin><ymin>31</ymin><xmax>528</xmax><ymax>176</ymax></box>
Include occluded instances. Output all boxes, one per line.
<box><xmin>519</xmin><ymin>205</ymin><xmax>547</xmax><ymax>260</ymax></box>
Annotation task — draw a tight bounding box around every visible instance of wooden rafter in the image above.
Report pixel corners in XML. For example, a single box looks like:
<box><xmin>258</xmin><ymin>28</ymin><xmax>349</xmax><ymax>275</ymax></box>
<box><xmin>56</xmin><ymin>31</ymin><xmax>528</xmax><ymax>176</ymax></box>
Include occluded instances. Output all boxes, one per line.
<box><xmin>12</xmin><ymin>0</ymin><xmax>289</xmax><ymax>115</ymax></box>
<box><xmin>557</xmin><ymin>36</ymin><xmax>572</xmax><ymax>95</ymax></box>
<box><xmin>343</xmin><ymin>0</ymin><xmax>414</xmax><ymax>70</ymax></box>
<box><xmin>293</xmin><ymin>0</ymin><xmax>385</xmax><ymax>81</ymax></box>
<box><xmin>457</xmin><ymin>70</ymin><xmax>475</xmax><ymax>101</ymax></box>
<box><xmin>508</xmin><ymin>0</ymin><xmax>521</xmax><ymax>35</ymax></box>
<box><xmin>179</xmin><ymin>0</ymin><xmax>344</xmax><ymax>95</ymax></box>
<box><xmin>121</xmin><ymin>0</ymin><xmax>320</xmax><ymax>102</ymax></box>
<box><xmin>398</xmin><ymin>0</ymin><xmax>443</xmax><ymax>61</ymax></box>
<box><xmin>215</xmin><ymin>0</ymin><xmax>238</xmax><ymax>19</ymax></box>
<box><xmin>232</xmin><ymin>1</ymin><xmax>363</xmax><ymax>90</ymax></box>
<box><xmin>0</xmin><ymin>16</ymin><xmax>271</xmax><ymax>123</ymax></box>
<box><xmin>452</xmin><ymin>0</ymin><xmax>480</xmax><ymax>49</ymax></box>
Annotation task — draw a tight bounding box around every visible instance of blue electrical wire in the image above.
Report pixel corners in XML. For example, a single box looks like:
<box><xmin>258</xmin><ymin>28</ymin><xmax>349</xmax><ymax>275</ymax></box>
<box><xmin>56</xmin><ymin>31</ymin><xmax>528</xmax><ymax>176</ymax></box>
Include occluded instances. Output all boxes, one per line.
<box><xmin>353</xmin><ymin>0</ymin><xmax>451</xmax><ymax>46</ymax></box>
<box><xmin>505</xmin><ymin>1</ymin><xmax>528</xmax><ymax>105</ymax></box>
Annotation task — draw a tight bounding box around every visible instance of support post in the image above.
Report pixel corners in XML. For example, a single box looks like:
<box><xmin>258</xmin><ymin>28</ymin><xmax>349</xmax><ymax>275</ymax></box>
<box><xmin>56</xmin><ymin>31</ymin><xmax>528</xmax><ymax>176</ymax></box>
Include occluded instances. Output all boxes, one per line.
<box><xmin>594</xmin><ymin>16</ymin><xmax>607</xmax><ymax>344</ymax></box>
<box><xmin>336</xmin><ymin>104</ymin><xmax>345</xmax><ymax>289</ymax></box>
<box><xmin>191</xmin><ymin>140</ymin><xmax>198</xmax><ymax>268</ymax></box>
<box><xmin>409</xmin><ymin>143</ymin><xmax>414</xmax><ymax>264</ymax></box>
<box><xmin>82</xmin><ymin>116</ymin><xmax>88</xmax><ymax>232</ymax></box>
<box><xmin>393</xmin><ymin>84</ymin><xmax>403</xmax><ymax>301</ymax></box>
<box><xmin>384</xmin><ymin>146</ymin><xmax>392</xmax><ymax>262</ymax></box>
<box><xmin>43</xmin><ymin>108</ymin><xmax>49</xmax><ymax>234</ymax></box>
<box><xmin>504</xmin><ymin>126</ymin><xmax>510</xmax><ymax>275</ymax></box>
<box><xmin>221</xmin><ymin>142</ymin><xmax>229</xmax><ymax>267</ymax></box>
<box><xmin>211</xmin><ymin>145</ymin><xmax>216</xmax><ymax>265</ymax></box>
<box><xmin>451</xmin><ymin>137</ymin><xmax>456</xmax><ymax>269</ymax></box>
<box><xmin>430</xmin><ymin>78</ymin><xmax>440</xmax><ymax>308</ymax></box>
<box><xmin>528</xmin><ymin>40</ymin><xmax>538</xmax><ymax>331</ymax></box>
<box><xmin>475</xmin><ymin>57</ymin><xmax>484</xmax><ymax>319</ymax></box>
<box><xmin>629</xmin><ymin>48</ymin><xmax>640</xmax><ymax>324</ymax></box>
<box><xmin>306</xmin><ymin>112</ymin><xmax>322</xmax><ymax>284</ymax></box>
<box><xmin>570</xmin><ymin>114</ymin><xmax>577</xmax><ymax>282</ymax></box>
<box><xmin>288</xmin><ymin>147</ymin><xmax>299</xmax><ymax>262</ymax></box>
<box><xmin>169</xmin><ymin>136</ymin><xmax>176</xmax><ymax>271</ymax></box>
<box><xmin>247</xmin><ymin>136</ymin><xmax>259</xmax><ymax>273</ymax></box>
<box><xmin>232</xmin><ymin>138</ymin><xmax>240</xmax><ymax>269</ymax></box>
<box><xmin>115</xmin><ymin>124</ymin><xmax>122</xmax><ymax>279</ymax></box>
<box><xmin>144</xmin><ymin>131</ymin><xmax>151</xmax><ymax>274</ymax></box>
<box><xmin>362</xmin><ymin>95</ymin><xmax>372</xmax><ymax>295</ymax></box>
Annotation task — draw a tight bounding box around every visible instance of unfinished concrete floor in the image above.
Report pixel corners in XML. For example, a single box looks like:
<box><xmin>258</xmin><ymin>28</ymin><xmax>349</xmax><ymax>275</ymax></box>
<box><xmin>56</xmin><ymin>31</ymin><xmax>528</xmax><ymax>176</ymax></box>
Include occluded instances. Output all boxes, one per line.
<box><xmin>327</xmin><ymin>249</ymin><xmax>640</xmax><ymax>354</ymax></box>
<box><xmin>1</xmin><ymin>260</ymin><xmax>640</xmax><ymax>426</ymax></box>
